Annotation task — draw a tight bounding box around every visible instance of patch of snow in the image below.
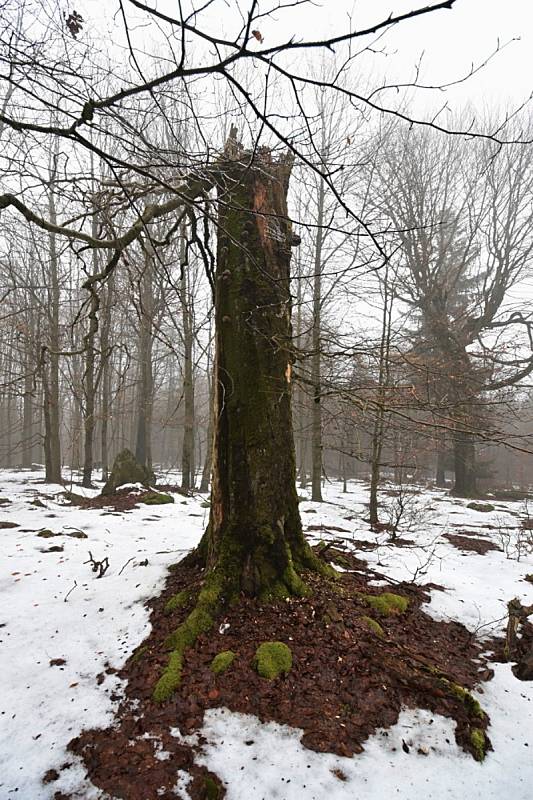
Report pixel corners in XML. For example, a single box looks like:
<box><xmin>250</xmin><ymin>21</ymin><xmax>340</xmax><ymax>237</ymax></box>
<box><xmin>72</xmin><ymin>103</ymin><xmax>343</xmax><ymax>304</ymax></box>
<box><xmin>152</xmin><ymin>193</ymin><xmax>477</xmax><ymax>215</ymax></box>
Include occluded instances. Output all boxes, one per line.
<box><xmin>1</xmin><ymin>472</ymin><xmax>533</xmax><ymax>798</ymax></box>
<box><xmin>0</xmin><ymin>468</ymin><xmax>204</xmax><ymax>799</ymax></box>
<box><xmin>190</xmin><ymin>680</ymin><xmax>533</xmax><ymax>800</ymax></box>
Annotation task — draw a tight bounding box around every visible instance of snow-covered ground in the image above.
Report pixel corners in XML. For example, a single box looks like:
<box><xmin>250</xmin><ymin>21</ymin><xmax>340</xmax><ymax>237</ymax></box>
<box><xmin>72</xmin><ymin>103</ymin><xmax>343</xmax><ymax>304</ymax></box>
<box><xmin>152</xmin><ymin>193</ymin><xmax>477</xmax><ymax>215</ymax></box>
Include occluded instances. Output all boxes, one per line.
<box><xmin>0</xmin><ymin>469</ymin><xmax>532</xmax><ymax>799</ymax></box>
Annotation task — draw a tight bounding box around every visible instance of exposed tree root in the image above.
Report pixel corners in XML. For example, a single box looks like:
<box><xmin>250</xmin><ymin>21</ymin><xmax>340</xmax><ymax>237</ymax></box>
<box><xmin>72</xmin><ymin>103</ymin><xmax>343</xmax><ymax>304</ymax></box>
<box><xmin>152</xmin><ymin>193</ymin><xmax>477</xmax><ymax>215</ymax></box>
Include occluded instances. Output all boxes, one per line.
<box><xmin>153</xmin><ymin>537</ymin><xmax>334</xmax><ymax>702</ymax></box>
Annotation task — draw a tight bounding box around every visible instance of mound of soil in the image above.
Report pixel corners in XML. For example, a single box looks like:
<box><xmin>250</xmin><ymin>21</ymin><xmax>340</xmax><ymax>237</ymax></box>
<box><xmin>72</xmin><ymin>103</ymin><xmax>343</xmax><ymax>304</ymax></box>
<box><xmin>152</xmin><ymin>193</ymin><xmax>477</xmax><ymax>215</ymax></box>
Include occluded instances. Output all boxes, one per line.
<box><xmin>63</xmin><ymin>488</ymin><xmax>164</xmax><ymax>513</ymax></box>
<box><xmin>444</xmin><ymin>533</ymin><xmax>501</xmax><ymax>555</ymax></box>
<box><xmin>59</xmin><ymin>547</ymin><xmax>496</xmax><ymax>799</ymax></box>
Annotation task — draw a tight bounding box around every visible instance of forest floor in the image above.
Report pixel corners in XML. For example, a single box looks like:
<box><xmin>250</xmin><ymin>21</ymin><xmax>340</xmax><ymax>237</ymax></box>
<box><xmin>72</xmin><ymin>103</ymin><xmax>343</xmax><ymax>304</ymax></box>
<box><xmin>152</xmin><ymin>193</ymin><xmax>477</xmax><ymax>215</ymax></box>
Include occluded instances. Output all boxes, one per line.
<box><xmin>0</xmin><ymin>468</ymin><xmax>532</xmax><ymax>799</ymax></box>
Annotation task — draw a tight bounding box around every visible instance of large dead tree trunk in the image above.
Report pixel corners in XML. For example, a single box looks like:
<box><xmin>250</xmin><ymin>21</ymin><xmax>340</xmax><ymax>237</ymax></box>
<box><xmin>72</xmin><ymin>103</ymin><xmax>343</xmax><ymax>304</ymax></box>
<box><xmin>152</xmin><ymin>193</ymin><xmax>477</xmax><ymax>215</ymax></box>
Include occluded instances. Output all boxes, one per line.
<box><xmin>205</xmin><ymin>153</ymin><xmax>326</xmax><ymax>595</ymax></box>
<box><xmin>153</xmin><ymin>150</ymin><xmax>331</xmax><ymax>702</ymax></box>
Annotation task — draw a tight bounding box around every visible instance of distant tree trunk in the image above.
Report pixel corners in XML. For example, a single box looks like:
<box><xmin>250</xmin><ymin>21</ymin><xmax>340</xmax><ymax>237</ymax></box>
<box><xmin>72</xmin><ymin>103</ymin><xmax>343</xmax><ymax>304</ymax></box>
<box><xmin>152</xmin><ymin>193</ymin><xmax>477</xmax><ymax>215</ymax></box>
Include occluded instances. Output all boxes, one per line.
<box><xmin>310</xmin><ymin>172</ymin><xmax>325</xmax><ymax>502</ymax></box>
<box><xmin>369</xmin><ymin>414</ymin><xmax>384</xmax><ymax>528</ymax></box>
<box><xmin>192</xmin><ymin>151</ymin><xmax>326</xmax><ymax>598</ymax></box>
<box><xmin>452</xmin><ymin>427</ymin><xmax>477</xmax><ymax>497</ymax></box>
<box><xmin>369</xmin><ymin>268</ymin><xmax>393</xmax><ymax>528</ymax></box>
<box><xmin>180</xmin><ymin>228</ymin><xmax>195</xmax><ymax>492</ymax></box>
<box><xmin>43</xmin><ymin>164</ymin><xmax>62</xmax><ymax>484</ymax></box>
<box><xmin>100</xmin><ymin>273</ymin><xmax>114</xmax><ymax>482</ymax></box>
<box><xmin>435</xmin><ymin>435</ymin><xmax>446</xmax><ymax>487</ymax></box>
<box><xmin>22</xmin><ymin>346</ymin><xmax>34</xmax><ymax>468</ymax></box>
<box><xmin>199</xmin><ymin>367</ymin><xmax>214</xmax><ymax>493</ymax></box>
<box><xmin>81</xmin><ymin>228</ymin><xmax>100</xmax><ymax>488</ymax></box>
<box><xmin>393</xmin><ymin>429</ymin><xmax>403</xmax><ymax>485</ymax></box>
<box><xmin>299</xmin><ymin>427</ymin><xmax>309</xmax><ymax>490</ymax></box>
<box><xmin>69</xmin><ymin>353</ymin><xmax>83</xmax><ymax>471</ymax></box>
<box><xmin>134</xmin><ymin>248</ymin><xmax>154</xmax><ymax>471</ymax></box>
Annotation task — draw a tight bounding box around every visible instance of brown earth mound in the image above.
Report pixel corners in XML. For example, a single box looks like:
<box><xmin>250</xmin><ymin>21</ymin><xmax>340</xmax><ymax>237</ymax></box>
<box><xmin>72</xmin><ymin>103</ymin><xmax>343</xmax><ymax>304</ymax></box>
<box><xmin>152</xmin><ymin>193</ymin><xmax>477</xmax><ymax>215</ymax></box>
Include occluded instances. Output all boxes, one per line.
<box><xmin>57</xmin><ymin>547</ymin><xmax>495</xmax><ymax>799</ymax></box>
<box><xmin>444</xmin><ymin>533</ymin><xmax>502</xmax><ymax>555</ymax></box>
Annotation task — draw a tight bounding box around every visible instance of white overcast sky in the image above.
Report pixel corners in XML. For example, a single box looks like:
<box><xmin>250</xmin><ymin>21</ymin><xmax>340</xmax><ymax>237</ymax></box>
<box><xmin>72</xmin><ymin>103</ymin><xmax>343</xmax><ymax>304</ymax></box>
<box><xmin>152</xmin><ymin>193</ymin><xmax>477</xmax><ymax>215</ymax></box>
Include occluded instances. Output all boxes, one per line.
<box><xmin>256</xmin><ymin>0</ymin><xmax>533</xmax><ymax>111</ymax></box>
<box><xmin>94</xmin><ymin>1</ymin><xmax>532</xmax><ymax>115</ymax></box>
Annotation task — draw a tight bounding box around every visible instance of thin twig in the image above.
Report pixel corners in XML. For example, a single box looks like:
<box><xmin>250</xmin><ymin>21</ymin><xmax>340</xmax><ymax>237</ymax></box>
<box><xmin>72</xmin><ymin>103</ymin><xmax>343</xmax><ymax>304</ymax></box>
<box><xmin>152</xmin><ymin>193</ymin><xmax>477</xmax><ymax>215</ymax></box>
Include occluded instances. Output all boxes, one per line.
<box><xmin>118</xmin><ymin>556</ymin><xmax>135</xmax><ymax>576</ymax></box>
<box><xmin>64</xmin><ymin>580</ymin><xmax>78</xmax><ymax>602</ymax></box>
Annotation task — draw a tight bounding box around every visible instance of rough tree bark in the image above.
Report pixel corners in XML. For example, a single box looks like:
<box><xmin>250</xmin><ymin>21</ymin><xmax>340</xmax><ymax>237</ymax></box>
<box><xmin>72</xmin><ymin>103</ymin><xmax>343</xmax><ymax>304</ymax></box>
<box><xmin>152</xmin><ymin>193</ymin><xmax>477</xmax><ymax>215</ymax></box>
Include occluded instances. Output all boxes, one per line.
<box><xmin>153</xmin><ymin>149</ymin><xmax>330</xmax><ymax>702</ymax></box>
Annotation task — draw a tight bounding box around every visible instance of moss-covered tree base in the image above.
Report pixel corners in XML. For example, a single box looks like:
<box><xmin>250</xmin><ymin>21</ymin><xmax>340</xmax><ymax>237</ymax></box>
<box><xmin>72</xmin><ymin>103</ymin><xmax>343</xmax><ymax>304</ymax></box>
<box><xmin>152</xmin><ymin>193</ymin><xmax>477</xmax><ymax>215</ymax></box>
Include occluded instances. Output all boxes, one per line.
<box><xmin>153</xmin><ymin>537</ymin><xmax>334</xmax><ymax>702</ymax></box>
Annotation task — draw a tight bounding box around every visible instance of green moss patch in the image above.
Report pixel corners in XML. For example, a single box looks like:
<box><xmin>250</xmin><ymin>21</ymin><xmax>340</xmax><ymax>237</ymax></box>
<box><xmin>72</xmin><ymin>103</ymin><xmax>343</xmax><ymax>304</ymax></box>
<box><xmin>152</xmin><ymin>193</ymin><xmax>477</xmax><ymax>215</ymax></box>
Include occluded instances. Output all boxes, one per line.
<box><xmin>130</xmin><ymin>645</ymin><xmax>148</xmax><ymax>664</ymax></box>
<box><xmin>153</xmin><ymin>575</ymin><xmax>223</xmax><ymax>702</ymax></box>
<box><xmin>361</xmin><ymin>616</ymin><xmax>385</xmax><ymax>637</ymax></box>
<box><xmin>362</xmin><ymin>592</ymin><xmax>409</xmax><ymax>616</ymax></box>
<box><xmin>254</xmin><ymin>641</ymin><xmax>292</xmax><ymax>679</ymax></box>
<box><xmin>466</xmin><ymin>501</ymin><xmax>495</xmax><ymax>513</ymax></box>
<box><xmin>470</xmin><ymin>727</ymin><xmax>487</xmax><ymax>761</ymax></box>
<box><xmin>164</xmin><ymin>589</ymin><xmax>192</xmax><ymax>615</ymax></box>
<box><xmin>153</xmin><ymin>650</ymin><xmax>183</xmax><ymax>703</ymax></box>
<box><xmin>203</xmin><ymin>775</ymin><xmax>221</xmax><ymax>799</ymax></box>
<box><xmin>446</xmin><ymin>682</ymin><xmax>485</xmax><ymax>718</ymax></box>
<box><xmin>142</xmin><ymin>491</ymin><xmax>174</xmax><ymax>505</ymax></box>
<box><xmin>210</xmin><ymin>650</ymin><xmax>236</xmax><ymax>675</ymax></box>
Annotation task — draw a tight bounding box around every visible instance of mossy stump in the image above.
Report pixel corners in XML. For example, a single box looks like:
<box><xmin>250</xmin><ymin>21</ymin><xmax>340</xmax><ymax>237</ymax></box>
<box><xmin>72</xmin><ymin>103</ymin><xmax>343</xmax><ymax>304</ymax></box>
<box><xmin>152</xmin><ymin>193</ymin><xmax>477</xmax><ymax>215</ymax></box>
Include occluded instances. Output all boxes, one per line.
<box><xmin>151</xmin><ymin>147</ymin><xmax>334</xmax><ymax>702</ymax></box>
<box><xmin>101</xmin><ymin>449</ymin><xmax>154</xmax><ymax>496</ymax></box>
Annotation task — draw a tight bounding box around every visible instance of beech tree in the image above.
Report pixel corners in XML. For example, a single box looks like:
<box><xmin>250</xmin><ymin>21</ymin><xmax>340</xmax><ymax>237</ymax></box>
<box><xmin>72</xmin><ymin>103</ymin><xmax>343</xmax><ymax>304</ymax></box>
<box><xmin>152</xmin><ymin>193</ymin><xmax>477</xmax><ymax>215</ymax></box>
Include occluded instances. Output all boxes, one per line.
<box><xmin>368</xmin><ymin>124</ymin><xmax>533</xmax><ymax>496</ymax></box>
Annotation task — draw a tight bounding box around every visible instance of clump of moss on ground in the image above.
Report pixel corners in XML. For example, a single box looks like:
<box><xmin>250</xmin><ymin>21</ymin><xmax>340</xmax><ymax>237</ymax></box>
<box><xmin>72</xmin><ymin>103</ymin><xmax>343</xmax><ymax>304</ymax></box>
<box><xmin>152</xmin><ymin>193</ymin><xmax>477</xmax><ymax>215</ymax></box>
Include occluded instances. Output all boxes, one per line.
<box><xmin>360</xmin><ymin>616</ymin><xmax>385</xmax><ymax>637</ymax></box>
<box><xmin>142</xmin><ymin>491</ymin><xmax>174</xmax><ymax>505</ymax></box>
<box><xmin>361</xmin><ymin>592</ymin><xmax>409</xmax><ymax>616</ymax></box>
<box><xmin>445</xmin><ymin>681</ymin><xmax>485</xmax><ymax>718</ymax></box>
<box><xmin>210</xmin><ymin>650</ymin><xmax>236</xmax><ymax>675</ymax></box>
<box><xmin>470</xmin><ymin>727</ymin><xmax>487</xmax><ymax>761</ymax></box>
<box><xmin>203</xmin><ymin>775</ymin><xmax>221</xmax><ymax>799</ymax></box>
<box><xmin>254</xmin><ymin>641</ymin><xmax>292</xmax><ymax>679</ymax></box>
